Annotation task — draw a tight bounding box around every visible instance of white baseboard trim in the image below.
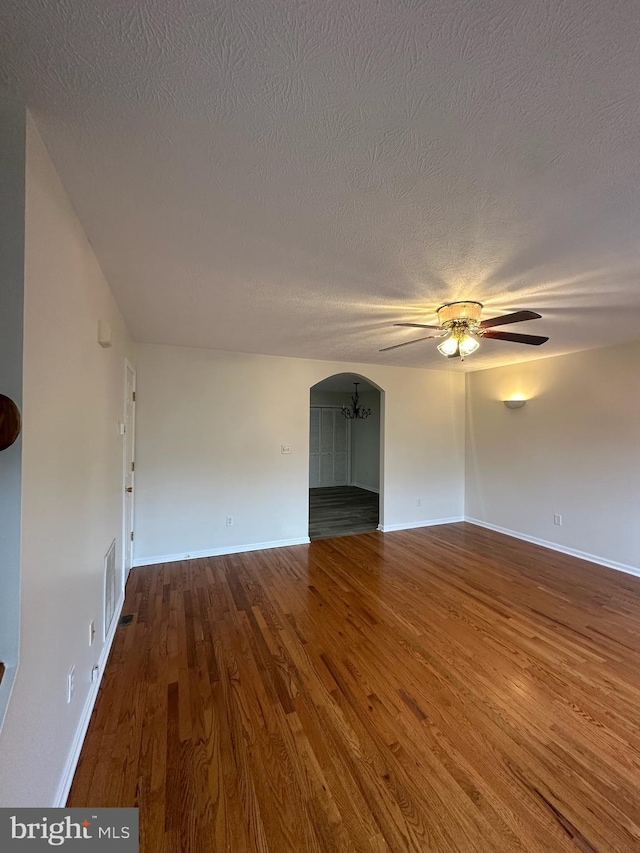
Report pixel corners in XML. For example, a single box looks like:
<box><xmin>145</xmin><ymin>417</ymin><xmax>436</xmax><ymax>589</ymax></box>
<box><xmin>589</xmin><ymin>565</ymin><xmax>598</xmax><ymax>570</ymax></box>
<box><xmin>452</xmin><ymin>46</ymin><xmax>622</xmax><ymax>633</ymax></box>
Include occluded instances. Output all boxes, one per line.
<box><xmin>349</xmin><ymin>481</ymin><xmax>380</xmax><ymax>494</ymax></box>
<box><xmin>465</xmin><ymin>517</ymin><xmax>640</xmax><ymax>579</ymax></box>
<box><xmin>54</xmin><ymin>590</ymin><xmax>125</xmax><ymax>807</ymax></box>
<box><xmin>378</xmin><ymin>516</ymin><xmax>464</xmax><ymax>533</ymax></box>
<box><xmin>132</xmin><ymin>536</ymin><xmax>311</xmax><ymax>568</ymax></box>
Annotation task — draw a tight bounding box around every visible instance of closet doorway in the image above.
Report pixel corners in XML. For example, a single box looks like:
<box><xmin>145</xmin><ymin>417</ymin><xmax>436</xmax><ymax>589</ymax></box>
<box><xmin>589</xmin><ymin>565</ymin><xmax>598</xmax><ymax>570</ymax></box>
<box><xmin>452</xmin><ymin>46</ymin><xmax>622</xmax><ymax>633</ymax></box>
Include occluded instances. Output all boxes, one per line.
<box><xmin>308</xmin><ymin>373</ymin><xmax>382</xmax><ymax>540</ymax></box>
<box><xmin>309</xmin><ymin>406</ymin><xmax>349</xmax><ymax>488</ymax></box>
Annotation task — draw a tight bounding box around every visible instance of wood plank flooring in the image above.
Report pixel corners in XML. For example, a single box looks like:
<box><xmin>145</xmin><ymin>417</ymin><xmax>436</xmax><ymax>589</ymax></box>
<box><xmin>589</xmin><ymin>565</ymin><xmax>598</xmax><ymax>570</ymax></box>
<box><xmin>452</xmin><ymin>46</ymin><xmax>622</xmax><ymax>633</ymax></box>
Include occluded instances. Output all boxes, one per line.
<box><xmin>309</xmin><ymin>486</ymin><xmax>379</xmax><ymax>539</ymax></box>
<box><xmin>68</xmin><ymin>523</ymin><xmax>640</xmax><ymax>852</ymax></box>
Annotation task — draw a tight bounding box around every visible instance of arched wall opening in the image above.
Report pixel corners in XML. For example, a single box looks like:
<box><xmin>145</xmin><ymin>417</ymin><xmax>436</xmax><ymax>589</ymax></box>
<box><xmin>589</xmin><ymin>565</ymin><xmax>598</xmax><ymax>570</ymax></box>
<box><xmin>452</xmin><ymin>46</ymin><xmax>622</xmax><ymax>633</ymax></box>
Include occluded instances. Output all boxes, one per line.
<box><xmin>308</xmin><ymin>372</ymin><xmax>384</xmax><ymax>539</ymax></box>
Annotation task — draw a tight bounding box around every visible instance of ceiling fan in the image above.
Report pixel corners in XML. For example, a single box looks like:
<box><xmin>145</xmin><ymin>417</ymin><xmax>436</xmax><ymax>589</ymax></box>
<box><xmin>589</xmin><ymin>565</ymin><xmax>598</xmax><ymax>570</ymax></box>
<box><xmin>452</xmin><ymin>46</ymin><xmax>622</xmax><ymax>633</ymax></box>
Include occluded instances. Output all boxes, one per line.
<box><xmin>380</xmin><ymin>300</ymin><xmax>549</xmax><ymax>361</ymax></box>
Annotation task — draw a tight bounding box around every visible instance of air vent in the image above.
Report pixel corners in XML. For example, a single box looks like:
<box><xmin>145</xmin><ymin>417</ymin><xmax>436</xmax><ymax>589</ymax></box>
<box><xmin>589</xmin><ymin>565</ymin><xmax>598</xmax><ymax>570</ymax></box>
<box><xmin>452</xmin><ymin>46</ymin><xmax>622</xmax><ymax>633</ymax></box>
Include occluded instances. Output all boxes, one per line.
<box><xmin>104</xmin><ymin>539</ymin><xmax>117</xmax><ymax>639</ymax></box>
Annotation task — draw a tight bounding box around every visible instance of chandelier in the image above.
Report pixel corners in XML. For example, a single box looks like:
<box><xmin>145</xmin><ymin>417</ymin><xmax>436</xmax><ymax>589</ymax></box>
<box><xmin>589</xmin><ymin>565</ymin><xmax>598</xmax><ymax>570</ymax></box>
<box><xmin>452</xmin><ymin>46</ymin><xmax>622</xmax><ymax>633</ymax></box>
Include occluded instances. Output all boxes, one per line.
<box><xmin>341</xmin><ymin>382</ymin><xmax>371</xmax><ymax>420</ymax></box>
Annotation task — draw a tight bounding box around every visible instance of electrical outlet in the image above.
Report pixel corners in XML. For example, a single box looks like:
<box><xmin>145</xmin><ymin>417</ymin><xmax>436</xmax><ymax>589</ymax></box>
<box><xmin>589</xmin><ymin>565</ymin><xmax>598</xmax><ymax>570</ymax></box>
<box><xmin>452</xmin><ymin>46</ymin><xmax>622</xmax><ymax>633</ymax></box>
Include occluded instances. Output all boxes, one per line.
<box><xmin>281</xmin><ymin>444</ymin><xmax>291</xmax><ymax>454</ymax></box>
<box><xmin>89</xmin><ymin>620</ymin><xmax>95</xmax><ymax>646</ymax></box>
<box><xmin>554</xmin><ymin>514</ymin><xmax>562</xmax><ymax>526</ymax></box>
<box><xmin>67</xmin><ymin>665</ymin><xmax>75</xmax><ymax>703</ymax></box>
<box><xmin>226</xmin><ymin>516</ymin><xmax>234</xmax><ymax>526</ymax></box>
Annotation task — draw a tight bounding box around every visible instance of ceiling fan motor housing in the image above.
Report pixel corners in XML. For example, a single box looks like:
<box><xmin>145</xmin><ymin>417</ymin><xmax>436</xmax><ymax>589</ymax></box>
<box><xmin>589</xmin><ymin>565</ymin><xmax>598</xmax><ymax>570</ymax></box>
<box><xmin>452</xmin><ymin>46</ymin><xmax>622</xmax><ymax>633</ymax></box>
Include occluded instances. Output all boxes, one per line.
<box><xmin>437</xmin><ymin>301</ymin><xmax>483</xmax><ymax>332</ymax></box>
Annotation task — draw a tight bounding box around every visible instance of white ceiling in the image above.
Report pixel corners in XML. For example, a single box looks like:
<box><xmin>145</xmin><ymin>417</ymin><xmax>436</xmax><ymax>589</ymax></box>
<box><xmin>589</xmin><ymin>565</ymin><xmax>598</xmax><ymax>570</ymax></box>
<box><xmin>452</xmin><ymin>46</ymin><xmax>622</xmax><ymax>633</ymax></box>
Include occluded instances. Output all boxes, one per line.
<box><xmin>2</xmin><ymin>0</ymin><xmax>640</xmax><ymax>371</ymax></box>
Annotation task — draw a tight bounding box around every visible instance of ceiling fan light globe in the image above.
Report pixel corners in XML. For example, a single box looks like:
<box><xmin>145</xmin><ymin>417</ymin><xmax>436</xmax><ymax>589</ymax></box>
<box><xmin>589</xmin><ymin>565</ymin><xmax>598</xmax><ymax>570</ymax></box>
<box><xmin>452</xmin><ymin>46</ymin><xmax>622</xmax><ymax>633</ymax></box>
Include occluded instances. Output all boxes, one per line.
<box><xmin>458</xmin><ymin>334</ymin><xmax>480</xmax><ymax>357</ymax></box>
<box><xmin>437</xmin><ymin>335</ymin><xmax>459</xmax><ymax>357</ymax></box>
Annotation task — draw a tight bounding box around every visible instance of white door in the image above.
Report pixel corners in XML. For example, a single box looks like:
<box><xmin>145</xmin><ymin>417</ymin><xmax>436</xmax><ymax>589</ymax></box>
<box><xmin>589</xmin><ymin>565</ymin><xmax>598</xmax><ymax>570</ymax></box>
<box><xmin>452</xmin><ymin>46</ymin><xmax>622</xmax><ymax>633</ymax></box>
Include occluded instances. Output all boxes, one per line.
<box><xmin>123</xmin><ymin>361</ymin><xmax>136</xmax><ymax>581</ymax></box>
<box><xmin>310</xmin><ymin>407</ymin><xmax>349</xmax><ymax>487</ymax></box>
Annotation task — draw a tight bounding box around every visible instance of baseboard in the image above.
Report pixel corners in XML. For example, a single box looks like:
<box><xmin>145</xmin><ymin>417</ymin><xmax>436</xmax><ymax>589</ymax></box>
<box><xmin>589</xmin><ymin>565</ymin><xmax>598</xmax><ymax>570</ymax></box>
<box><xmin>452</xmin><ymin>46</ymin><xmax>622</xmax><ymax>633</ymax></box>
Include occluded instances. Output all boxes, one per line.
<box><xmin>378</xmin><ymin>516</ymin><xmax>464</xmax><ymax>533</ymax></box>
<box><xmin>54</xmin><ymin>590</ymin><xmax>125</xmax><ymax>807</ymax></box>
<box><xmin>349</xmin><ymin>481</ymin><xmax>380</xmax><ymax>494</ymax></box>
<box><xmin>465</xmin><ymin>517</ymin><xmax>640</xmax><ymax>579</ymax></box>
<box><xmin>132</xmin><ymin>536</ymin><xmax>311</xmax><ymax>568</ymax></box>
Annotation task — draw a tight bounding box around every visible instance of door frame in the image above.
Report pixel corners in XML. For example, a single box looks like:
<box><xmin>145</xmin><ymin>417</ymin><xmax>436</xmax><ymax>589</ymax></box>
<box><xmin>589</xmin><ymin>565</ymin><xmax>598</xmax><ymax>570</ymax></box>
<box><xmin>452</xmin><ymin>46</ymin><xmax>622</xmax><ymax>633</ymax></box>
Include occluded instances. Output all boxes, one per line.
<box><xmin>307</xmin><ymin>374</ymin><xmax>385</xmax><ymax>533</ymax></box>
<box><xmin>122</xmin><ymin>358</ymin><xmax>136</xmax><ymax>588</ymax></box>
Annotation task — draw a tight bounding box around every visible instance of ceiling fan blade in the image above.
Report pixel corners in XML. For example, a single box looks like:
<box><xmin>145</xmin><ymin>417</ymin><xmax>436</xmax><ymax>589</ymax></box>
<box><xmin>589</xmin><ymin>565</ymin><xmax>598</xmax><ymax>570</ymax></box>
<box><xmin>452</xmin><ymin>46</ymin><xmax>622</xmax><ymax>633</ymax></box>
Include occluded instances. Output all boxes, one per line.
<box><xmin>379</xmin><ymin>334</ymin><xmax>441</xmax><ymax>352</ymax></box>
<box><xmin>479</xmin><ymin>310</ymin><xmax>542</xmax><ymax>329</ymax></box>
<box><xmin>394</xmin><ymin>323</ymin><xmax>444</xmax><ymax>330</ymax></box>
<box><xmin>483</xmin><ymin>330</ymin><xmax>549</xmax><ymax>345</ymax></box>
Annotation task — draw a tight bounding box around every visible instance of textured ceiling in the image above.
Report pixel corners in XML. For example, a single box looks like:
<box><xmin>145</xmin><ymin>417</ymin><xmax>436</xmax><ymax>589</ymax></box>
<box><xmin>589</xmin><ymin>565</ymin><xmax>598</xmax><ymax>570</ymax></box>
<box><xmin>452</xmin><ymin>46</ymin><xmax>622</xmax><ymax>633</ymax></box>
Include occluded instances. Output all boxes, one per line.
<box><xmin>2</xmin><ymin>0</ymin><xmax>640</xmax><ymax>371</ymax></box>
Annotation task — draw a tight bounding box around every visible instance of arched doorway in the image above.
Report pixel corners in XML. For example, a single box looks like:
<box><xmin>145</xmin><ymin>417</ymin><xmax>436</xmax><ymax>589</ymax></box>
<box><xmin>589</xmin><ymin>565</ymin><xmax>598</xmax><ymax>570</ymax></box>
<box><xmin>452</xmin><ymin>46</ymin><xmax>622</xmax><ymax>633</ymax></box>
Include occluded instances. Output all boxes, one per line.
<box><xmin>308</xmin><ymin>373</ymin><xmax>382</xmax><ymax>540</ymax></box>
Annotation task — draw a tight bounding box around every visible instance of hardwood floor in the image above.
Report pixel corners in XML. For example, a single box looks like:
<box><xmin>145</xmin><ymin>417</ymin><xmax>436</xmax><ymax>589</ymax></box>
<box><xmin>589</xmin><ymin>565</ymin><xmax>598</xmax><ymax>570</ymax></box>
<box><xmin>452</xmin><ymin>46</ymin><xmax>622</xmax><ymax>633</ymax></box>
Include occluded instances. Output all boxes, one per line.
<box><xmin>309</xmin><ymin>486</ymin><xmax>379</xmax><ymax>539</ymax></box>
<box><xmin>69</xmin><ymin>523</ymin><xmax>640</xmax><ymax>852</ymax></box>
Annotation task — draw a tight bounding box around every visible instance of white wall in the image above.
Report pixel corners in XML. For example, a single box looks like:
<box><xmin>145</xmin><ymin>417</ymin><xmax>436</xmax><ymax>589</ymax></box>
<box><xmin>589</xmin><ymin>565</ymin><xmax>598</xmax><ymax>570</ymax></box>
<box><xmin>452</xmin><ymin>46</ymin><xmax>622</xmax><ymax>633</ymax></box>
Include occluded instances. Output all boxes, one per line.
<box><xmin>133</xmin><ymin>344</ymin><xmax>465</xmax><ymax>563</ymax></box>
<box><xmin>309</xmin><ymin>390</ymin><xmax>352</xmax><ymax>407</ymax></box>
<box><xmin>350</xmin><ymin>390</ymin><xmax>380</xmax><ymax>492</ymax></box>
<box><xmin>0</xmin><ymin>115</ymin><xmax>132</xmax><ymax>806</ymax></box>
<box><xmin>465</xmin><ymin>341</ymin><xmax>640</xmax><ymax>572</ymax></box>
<box><xmin>0</xmin><ymin>93</ymin><xmax>25</xmax><ymax>726</ymax></box>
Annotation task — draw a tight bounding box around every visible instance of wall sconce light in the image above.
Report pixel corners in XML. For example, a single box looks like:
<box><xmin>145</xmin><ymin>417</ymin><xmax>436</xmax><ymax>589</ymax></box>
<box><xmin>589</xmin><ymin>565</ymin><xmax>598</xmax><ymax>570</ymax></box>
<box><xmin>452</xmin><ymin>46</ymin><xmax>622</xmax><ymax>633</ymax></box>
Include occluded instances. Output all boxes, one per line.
<box><xmin>503</xmin><ymin>399</ymin><xmax>526</xmax><ymax>409</ymax></box>
<box><xmin>97</xmin><ymin>320</ymin><xmax>113</xmax><ymax>348</ymax></box>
